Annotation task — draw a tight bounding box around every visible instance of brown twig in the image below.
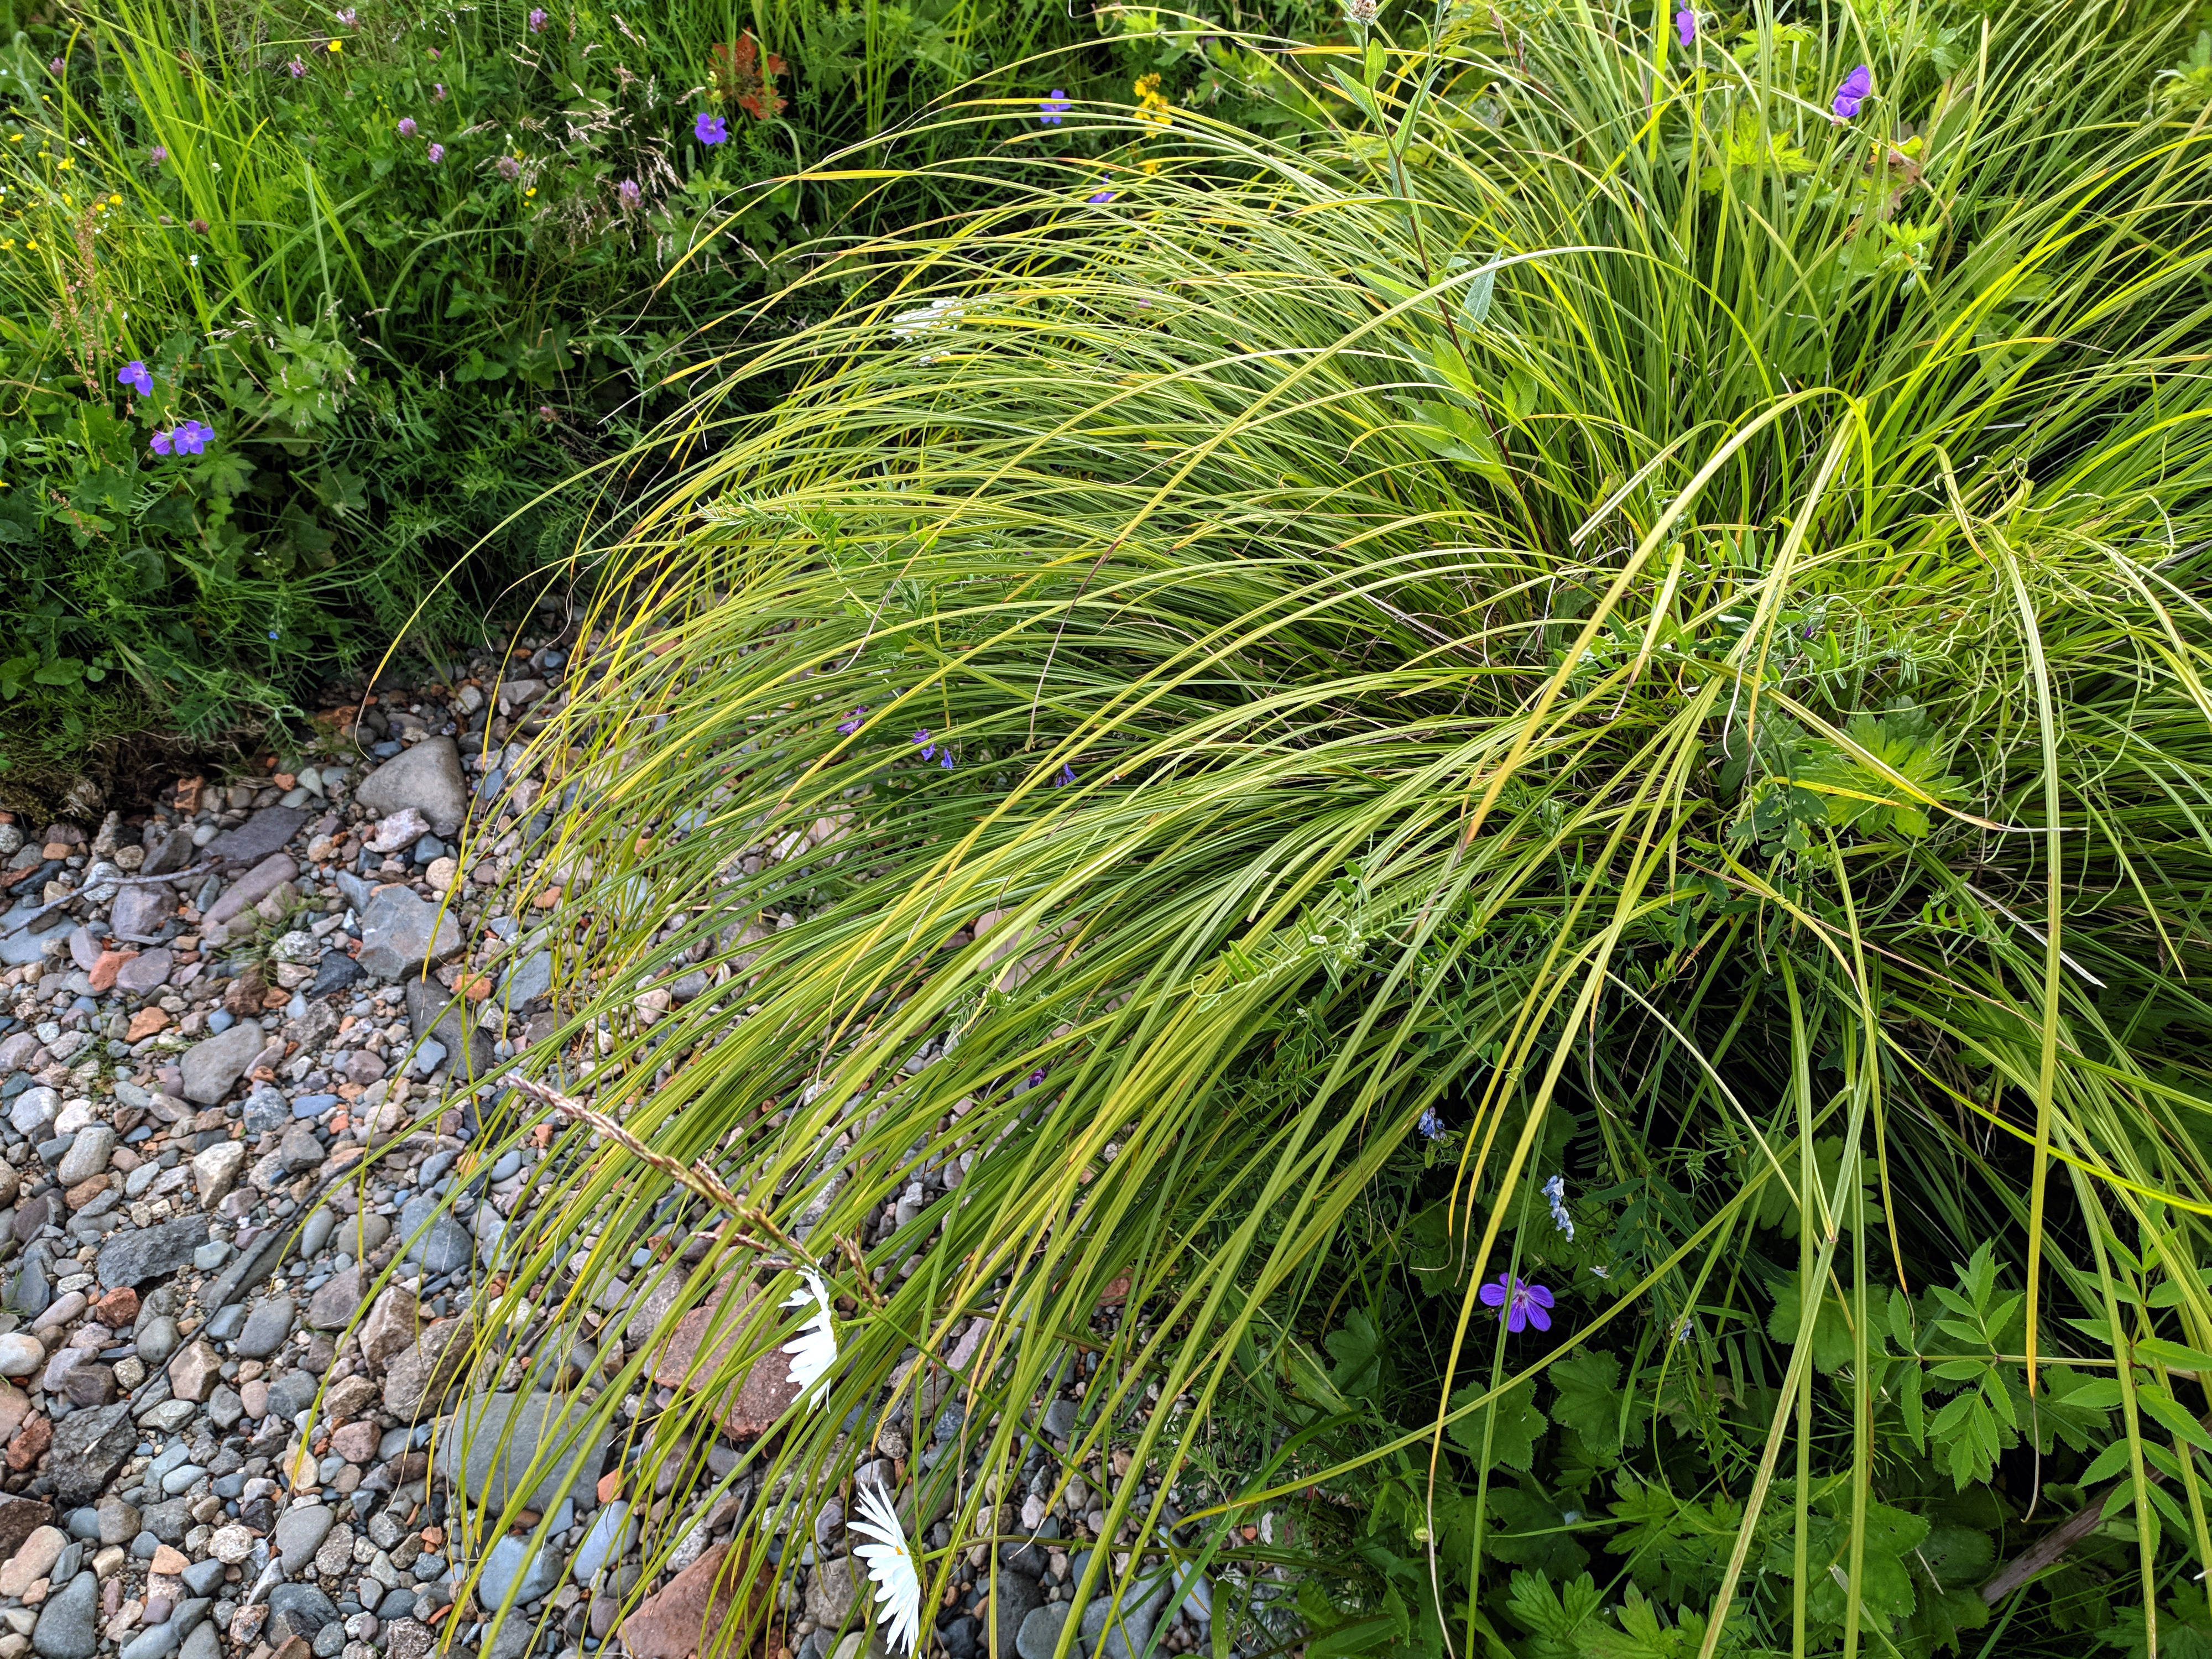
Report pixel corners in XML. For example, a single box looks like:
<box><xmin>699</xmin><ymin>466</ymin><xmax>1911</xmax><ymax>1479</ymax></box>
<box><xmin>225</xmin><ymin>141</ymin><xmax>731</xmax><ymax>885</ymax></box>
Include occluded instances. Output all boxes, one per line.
<box><xmin>2</xmin><ymin>862</ymin><xmax>216</xmax><ymax>936</ymax></box>
<box><xmin>1980</xmin><ymin>1480</ymin><xmax>2125</xmax><ymax>1603</ymax></box>
<box><xmin>501</xmin><ymin>1071</ymin><xmax>888</xmax><ymax>1308</ymax></box>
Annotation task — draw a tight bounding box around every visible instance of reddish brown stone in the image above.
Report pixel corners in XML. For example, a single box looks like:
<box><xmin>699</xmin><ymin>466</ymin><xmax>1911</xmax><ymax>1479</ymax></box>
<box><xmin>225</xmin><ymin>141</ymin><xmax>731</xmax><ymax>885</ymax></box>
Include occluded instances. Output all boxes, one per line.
<box><xmin>92</xmin><ymin>1288</ymin><xmax>138</xmax><ymax>1328</ymax></box>
<box><xmin>125</xmin><ymin>1008</ymin><xmax>170</xmax><ymax>1042</ymax></box>
<box><xmin>5</xmin><ymin>1415</ymin><xmax>50</xmax><ymax>1472</ymax></box>
<box><xmin>619</xmin><ymin>1540</ymin><xmax>774</xmax><ymax>1659</ymax></box>
<box><xmin>63</xmin><ymin>1176</ymin><xmax>111</xmax><ymax>1211</ymax></box>
<box><xmin>87</xmin><ymin>951</ymin><xmax>133</xmax><ymax>995</ymax></box>
<box><xmin>650</xmin><ymin>1287</ymin><xmax>801</xmax><ymax>1438</ymax></box>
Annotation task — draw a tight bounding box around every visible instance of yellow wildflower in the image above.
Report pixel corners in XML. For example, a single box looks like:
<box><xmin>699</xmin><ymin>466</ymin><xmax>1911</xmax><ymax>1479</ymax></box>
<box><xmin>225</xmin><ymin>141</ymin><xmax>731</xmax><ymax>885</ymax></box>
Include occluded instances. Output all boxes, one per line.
<box><xmin>327</xmin><ymin>38</ymin><xmax>342</xmax><ymax>51</ymax></box>
<box><xmin>107</xmin><ymin>192</ymin><xmax>119</xmax><ymax>204</ymax></box>
<box><xmin>56</xmin><ymin>156</ymin><xmax>71</xmax><ymax>169</ymax></box>
<box><xmin>1134</xmin><ymin>73</ymin><xmax>1171</xmax><ymax>130</ymax></box>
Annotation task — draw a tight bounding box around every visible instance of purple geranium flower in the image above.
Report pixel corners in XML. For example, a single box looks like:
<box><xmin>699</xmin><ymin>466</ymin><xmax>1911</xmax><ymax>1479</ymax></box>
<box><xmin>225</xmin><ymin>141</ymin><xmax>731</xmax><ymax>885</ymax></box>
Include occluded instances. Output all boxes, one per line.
<box><xmin>529</xmin><ymin>7</ymin><xmax>548</xmax><ymax>29</ymax></box>
<box><xmin>1832</xmin><ymin>64</ymin><xmax>1871</xmax><ymax>119</ymax></box>
<box><xmin>1040</xmin><ymin>89</ymin><xmax>1069</xmax><ymax>125</ymax></box>
<box><xmin>117</xmin><ymin>359</ymin><xmax>152</xmax><ymax>397</ymax></box>
<box><xmin>397</xmin><ymin>116</ymin><xmax>417</xmax><ymax>137</ymax></box>
<box><xmin>427</xmin><ymin>142</ymin><xmax>445</xmax><ymax>162</ymax></box>
<box><xmin>694</xmin><ymin>112</ymin><xmax>728</xmax><ymax>145</ymax></box>
<box><xmin>1674</xmin><ymin>8</ymin><xmax>1694</xmax><ymax>46</ymax></box>
<box><xmin>1479</xmin><ymin>1272</ymin><xmax>1553</xmax><ymax>1333</ymax></box>
<box><xmin>432</xmin><ymin>82</ymin><xmax>447</xmax><ymax>100</ymax></box>
<box><xmin>335</xmin><ymin>8</ymin><xmax>356</xmax><ymax>24</ymax></box>
<box><xmin>150</xmin><ymin>419</ymin><xmax>215</xmax><ymax>457</ymax></box>
<box><xmin>836</xmin><ymin>707</ymin><xmax>867</xmax><ymax>735</ymax></box>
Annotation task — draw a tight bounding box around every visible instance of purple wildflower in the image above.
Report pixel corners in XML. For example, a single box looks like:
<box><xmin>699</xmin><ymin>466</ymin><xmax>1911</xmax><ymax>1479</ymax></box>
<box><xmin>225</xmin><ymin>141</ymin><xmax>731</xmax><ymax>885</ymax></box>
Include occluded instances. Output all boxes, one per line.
<box><xmin>1832</xmin><ymin>64</ymin><xmax>1871</xmax><ymax>120</ymax></box>
<box><xmin>1674</xmin><ymin>8</ymin><xmax>1694</xmax><ymax>46</ymax></box>
<box><xmin>432</xmin><ymin>83</ymin><xmax>447</xmax><ymax>100</ymax></box>
<box><xmin>912</xmin><ymin>729</ymin><xmax>934</xmax><ymax>760</ymax></box>
<box><xmin>528</xmin><ymin>7</ymin><xmax>548</xmax><ymax>29</ymax></box>
<box><xmin>694</xmin><ymin>112</ymin><xmax>728</xmax><ymax>145</ymax></box>
<box><xmin>288</xmin><ymin>57</ymin><xmax>307</xmax><ymax>76</ymax></box>
<box><xmin>117</xmin><ymin>359</ymin><xmax>152</xmax><ymax>397</ymax></box>
<box><xmin>497</xmin><ymin>154</ymin><xmax>521</xmax><ymax>180</ymax></box>
<box><xmin>1040</xmin><ymin>89</ymin><xmax>1069</xmax><ymax>124</ymax></box>
<box><xmin>426</xmin><ymin>142</ymin><xmax>445</xmax><ymax>163</ymax></box>
<box><xmin>335</xmin><ymin>7</ymin><xmax>356</xmax><ymax>23</ymax></box>
<box><xmin>148</xmin><ymin>144</ymin><xmax>168</xmax><ymax>164</ymax></box>
<box><xmin>1478</xmin><ymin>1273</ymin><xmax>1553</xmax><ymax>1334</ymax></box>
<box><xmin>1052</xmin><ymin>762</ymin><xmax>1076</xmax><ymax>787</ymax></box>
<box><xmin>940</xmin><ymin>753</ymin><xmax>954</xmax><ymax>770</ymax></box>
<box><xmin>397</xmin><ymin>116</ymin><xmax>418</xmax><ymax>137</ymax></box>
<box><xmin>46</xmin><ymin>58</ymin><xmax>61</xmax><ymax>76</ymax></box>
<box><xmin>617</xmin><ymin>177</ymin><xmax>641</xmax><ymax>207</ymax></box>
<box><xmin>1417</xmin><ymin>1105</ymin><xmax>1443</xmax><ymax>1140</ymax></box>
<box><xmin>1087</xmin><ymin>190</ymin><xmax>1116</xmax><ymax>205</ymax></box>
<box><xmin>150</xmin><ymin>419</ymin><xmax>215</xmax><ymax>457</ymax></box>
<box><xmin>836</xmin><ymin>707</ymin><xmax>867</xmax><ymax>735</ymax></box>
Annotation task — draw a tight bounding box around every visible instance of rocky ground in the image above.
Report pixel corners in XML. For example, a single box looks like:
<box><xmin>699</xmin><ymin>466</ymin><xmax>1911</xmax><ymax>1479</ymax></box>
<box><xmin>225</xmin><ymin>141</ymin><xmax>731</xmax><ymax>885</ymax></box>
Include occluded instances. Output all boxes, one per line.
<box><xmin>0</xmin><ymin>620</ymin><xmax>1236</xmax><ymax>1659</ymax></box>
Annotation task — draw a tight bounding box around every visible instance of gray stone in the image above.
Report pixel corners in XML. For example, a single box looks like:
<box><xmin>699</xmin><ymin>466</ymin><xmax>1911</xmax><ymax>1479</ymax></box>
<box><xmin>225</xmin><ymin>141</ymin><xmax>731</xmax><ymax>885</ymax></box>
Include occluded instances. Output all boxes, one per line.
<box><xmin>1015</xmin><ymin>1604</ymin><xmax>1071</xmax><ymax>1659</ymax></box>
<box><xmin>356</xmin><ymin>888</ymin><xmax>463</xmax><ymax>982</ymax></box>
<box><xmin>95</xmin><ymin>1501</ymin><xmax>138</xmax><ymax>1547</ymax></box>
<box><xmin>986</xmin><ymin>1569</ymin><xmax>1044</xmax><ymax>1659</ymax></box>
<box><xmin>178</xmin><ymin>1620</ymin><xmax>220</xmax><ymax>1659</ymax></box>
<box><xmin>267</xmin><ymin>1584</ymin><xmax>340</xmax><ymax>1645</ymax></box>
<box><xmin>479</xmin><ymin>1534</ymin><xmax>565</xmax><ymax>1609</ymax></box>
<box><xmin>311</xmin><ymin>954</ymin><xmax>362</xmax><ymax>997</ymax></box>
<box><xmin>397</xmin><ymin>1195</ymin><xmax>471</xmax><ymax>1276</ymax></box>
<box><xmin>572</xmin><ymin>1501</ymin><xmax>631</xmax><ymax>1584</ymax></box>
<box><xmin>138</xmin><ymin>1500</ymin><xmax>189</xmax><ymax>1546</ymax></box>
<box><xmin>234</xmin><ymin>1295</ymin><xmax>295</xmax><ymax>1358</ymax></box>
<box><xmin>133</xmin><ymin>1316</ymin><xmax>178</xmax><ymax>1366</ymax></box>
<box><xmin>47</xmin><ymin>1405</ymin><xmax>135</xmax><ymax>1507</ymax></box>
<box><xmin>403</xmin><ymin>979</ymin><xmax>492</xmax><ymax>1081</ymax></box>
<box><xmin>499</xmin><ymin>953</ymin><xmax>552</xmax><ymax>1009</ymax></box>
<box><xmin>380</xmin><ymin>1318</ymin><xmax>473</xmax><ymax>1420</ymax></box>
<box><xmin>433</xmin><ymin>1393</ymin><xmax>612</xmax><ymax>1519</ymax></box>
<box><xmin>278</xmin><ymin>1123</ymin><xmax>324</xmax><ymax>1172</ymax></box>
<box><xmin>139</xmin><ymin>830</ymin><xmax>195</xmax><ymax>879</ymax></box>
<box><xmin>110</xmin><ymin>888</ymin><xmax>175</xmax><ymax>941</ymax></box>
<box><xmin>274</xmin><ymin>1504</ymin><xmax>335</xmax><ymax>1574</ymax></box>
<box><xmin>805</xmin><ymin>1554</ymin><xmax>858</xmax><ymax>1629</ymax></box>
<box><xmin>202</xmin><ymin>855</ymin><xmax>299</xmax><ymax>932</ymax></box>
<box><xmin>356</xmin><ymin>738</ymin><xmax>467</xmax><ymax>837</ymax></box>
<box><xmin>118</xmin><ymin>1617</ymin><xmax>181</xmax><ymax>1659</ymax></box>
<box><xmin>99</xmin><ymin>1220</ymin><xmax>207</xmax><ymax>1288</ymax></box>
<box><xmin>54</xmin><ymin>1127</ymin><xmax>113</xmax><ymax>1188</ymax></box>
<box><xmin>178</xmin><ymin>1024</ymin><xmax>264</xmax><ymax>1105</ymax></box>
<box><xmin>1078</xmin><ymin>1573</ymin><xmax>1174</xmax><ymax>1659</ymax></box>
<box><xmin>241</xmin><ymin>1086</ymin><xmax>289</xmax><ymax>1136</ymax></box>
<box><xmin>30</xmin><ymin>1569</ymin><xmax>97</xmax><ymax>1659</ymax></box>
<box><xmin>204</xmin><ymin>808</ymin><xmax>310</xmax><ymax>868</ymax></box>
<box><xmin>307</xmin><ymin>1264</ymin><xmax>366</xmax><ymax>1330</ymax></box>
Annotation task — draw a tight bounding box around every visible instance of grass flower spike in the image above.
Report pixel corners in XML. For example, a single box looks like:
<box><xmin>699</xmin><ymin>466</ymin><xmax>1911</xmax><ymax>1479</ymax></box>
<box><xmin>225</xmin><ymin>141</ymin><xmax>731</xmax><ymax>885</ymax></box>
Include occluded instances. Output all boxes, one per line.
<box><xmin>849</xmin><ymin>1484</ymin><xmax>921</xmax><ymax>1654</ymax></box>
<box><xmin>781</xmin><ymin>1269</ymin><xmax>836</xmax><ymax>1406</ymax></box>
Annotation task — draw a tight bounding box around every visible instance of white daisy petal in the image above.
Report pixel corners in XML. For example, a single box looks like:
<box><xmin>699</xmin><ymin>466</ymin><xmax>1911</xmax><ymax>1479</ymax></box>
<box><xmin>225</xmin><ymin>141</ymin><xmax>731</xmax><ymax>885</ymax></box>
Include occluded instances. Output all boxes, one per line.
<box><xmin>848</xmin><ymin>1481</ymin><xmax>922</xmax><ymax>1655</ymax></box>
<box><xmin>782</xmin><ymin>1269</ymin><xmax>837</xmax><ymax>1407</ymax></box>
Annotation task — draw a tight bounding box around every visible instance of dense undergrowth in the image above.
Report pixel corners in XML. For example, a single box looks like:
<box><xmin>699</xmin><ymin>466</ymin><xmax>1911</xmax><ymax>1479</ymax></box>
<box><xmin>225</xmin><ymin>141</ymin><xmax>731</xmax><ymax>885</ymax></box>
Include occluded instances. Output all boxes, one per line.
<box><xmin>0</xmin><ymin>0</ymin><xmax>1331</xmax><ymax>797</ymax></box>
<box><xmin>408</xmin><ymin>0</ymin><xmax>2212</xmax><ymax>1654</ymax></box>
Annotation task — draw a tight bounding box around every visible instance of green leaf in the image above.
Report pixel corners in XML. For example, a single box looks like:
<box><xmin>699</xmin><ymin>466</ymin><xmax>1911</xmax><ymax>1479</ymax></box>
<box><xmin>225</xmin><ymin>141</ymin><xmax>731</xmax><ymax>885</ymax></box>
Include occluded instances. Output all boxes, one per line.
<box><xmin>1484</xmin><ymin>1481</ymin><xmax>1591</xmax><ymax>1578</ymax></box>
<box><xmin>1550</xmin><ymin>1349</ymin><xmax>1629</xmax><ymax>1459</ymax></box>
<box><xmin>2135</xmin><ymin>1335</ymin><xmax>2212</xmax><ymax>1373</ymax></box>
<box><xmin>1766</xmin><ymin>1277</ymin><xmax>1854</xmax><ymax>1374</ymax></box>
<box><xmin>2034</xmin><ymin>1365</ymin><xmax>2116</xmax><ymax>1453</ymax></box>
<box><xmin>2133</xmin><ymin>1380</ymin><xmax>2212</xmax><ymax>1453</ymax></box>
<box><xmin>1324</xmin><ymin>1309</ymin><xmax>1384</xmax><ymax>1401</ymax></box>
<box><xmin>1501</xmin><ymin>1569</ymin><xmax>1601</xmax><ymax>1659</ymax></box>
<box><xmin>1448</xmin><ymin>1376</ymin><xmax>1547</xmax><ymax>1470</ymax></box>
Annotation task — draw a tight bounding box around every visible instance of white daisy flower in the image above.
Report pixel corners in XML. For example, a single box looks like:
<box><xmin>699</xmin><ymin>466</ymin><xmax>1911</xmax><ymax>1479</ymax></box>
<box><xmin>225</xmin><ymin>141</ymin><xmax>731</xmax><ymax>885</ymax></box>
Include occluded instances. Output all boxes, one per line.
<box><xmin>782</xmin><ymin>1269</ymin><xmax>837</xmax><ymax>1406</ymax></box>
<box><xmin>850</xmin><ymin>1481</ymin><xmax>922</xmax><ymax>1655</ymax></box>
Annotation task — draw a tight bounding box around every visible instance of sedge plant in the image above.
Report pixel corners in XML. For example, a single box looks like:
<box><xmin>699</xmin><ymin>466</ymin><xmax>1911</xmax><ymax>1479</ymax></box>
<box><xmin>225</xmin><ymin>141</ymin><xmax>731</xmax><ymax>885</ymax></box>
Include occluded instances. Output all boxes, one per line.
<box><xmin>421</xmin><ymin>0</ymin><xmax>2212</xmax><ymax>1654</ymax></box>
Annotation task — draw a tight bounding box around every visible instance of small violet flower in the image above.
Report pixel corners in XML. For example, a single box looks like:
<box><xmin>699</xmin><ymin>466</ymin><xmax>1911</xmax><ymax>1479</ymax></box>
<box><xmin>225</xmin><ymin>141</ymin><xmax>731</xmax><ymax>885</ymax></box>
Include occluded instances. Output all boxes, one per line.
<box><xmin>335</xmin><ymin>8</ymin><xmax>356</xmax><ymax>24</ymax></box>
<box><xmin>695</xmin><ymin>112</ymin><xmax>728</xmax><ymax>145</ymax></box>
<box><xmin>528</xmin><ymin>7</ymin><xmax>548</xmax><ymax>29</ymax></box>
<box><xmin>149</xmin><ymin>419</ymin><xmax>215</xmax><ymax>457</ymax></box>
<box><xmin>912</xmin><ymin>729</ymin><xmax>934</xmax><ymax>760</ymax></box>
<box><xmin>1479</xmin><ymin>1273</ymin><xmax>1553</xmax><ymax>1334</ymax></box>
<box><xmin>397</xmin><ymin>116</ymin><xmax>417</xmax><ymax>137</ymax></box>
<box><xmin>940</xmin><ymin>753</ymin><xmax>954</xmax><ymax>770</ymax></box>
<box><xmin>117</xmin><ymin>359</ymin><xmax>152</xmax><ymax>397</ymax></box>
<box><xmin>1052</xmin><ymin>762</ymin><xmax>1077</xmax><ymax>787</ymax></box>
<box><xmin>1040</xmin><ymin>89</ymin><xmax>1069</xmax><ymax>125</ymax></box>
<box><xmin>1087</xmin><ymin>190</ymin><xmax>1117</xmax><ymax>205</ymax></box>
<box><xmin>1675</xmin><ymin>8</ymin><xmax>1694</xmax><ymax>46</ymax></box>
<box><xmin>426</xmin><ymin>142</ymin><xmax>445</xmax><ymax>163</ymax></box>
<box><xmin>836</xmin><ymin>707</ymin><xmax>867</xmax><ymax>736</ymax></box>
<box><xmin>288</xmin><ymin>57</ymin><xmax>307</xmax><ymax>76</ymax></box>
<box><xmin>617</xmin><ymin>178</ymin><xmax>641</xmax><ymax>207</ymax></box>
<box><xmin>1832</xmin><ymin>64</ymin><xmax>1871</xmax><ymax>120</ymax></box>
<box><xmin>432</xmin><ymin>82</ymin><xmax>447</xmax><ymax>100</ymax></box>
<box><xmin>1542</xmin><ymin>1173</ymin><xmax>1574</xmax><ymax>1241</ymax></box>
<box><xmin>497</xmin><ymin>154</ymin><xmax>521</xmax><ymax>180</ymax></box>
<box><xmin>46</xmin><ymin>58</ymin><xmax>61</xmax><ymax>76</ymax></box>
<box><xmin>1417</xmin><ymin>1106</ymin><xmax>1443</xmax><ymax>1140</ymax></box>
<box><xmin>148</xmin><ymin>144</ymin><xmax>168</xmax><ymax>164</ymax></box>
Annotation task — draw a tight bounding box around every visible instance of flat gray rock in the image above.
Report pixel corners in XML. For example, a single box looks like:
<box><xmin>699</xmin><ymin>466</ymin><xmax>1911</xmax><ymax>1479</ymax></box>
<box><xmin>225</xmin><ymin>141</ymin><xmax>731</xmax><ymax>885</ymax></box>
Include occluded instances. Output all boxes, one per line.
<box><xmin>404</xmin><ymin>977</ymin><xmax>493</xmax><ymax>1080</ymax></box>
<box><xmin>98</xmin><ymin>1219</ymin><xmax>208</xmax><ymax>1290</ymax></box>
<box><xmin>274</xmin><ymin>1504</ymin><xmax>334</xmax><ymax>1574</ymax></box>
<box><xmin>479</xmin><ymin>1533</ymin><xmax>565</xmax><ymax>1609</ymax></box>
<box><xmin>48</xmin><ymin>1406</ymin><xmax>134</xmax><ymax>1509</ymax></box>
<box><xmin>499</xmin><ymin>951</ymin><xmax>552</xmax><ymax>1009</ymax></box>
<box><xmin>109</xmin><ymin>886</ymin><xmax>175</xmax><ymax>940</ymax></box>
<box><xmin>179</xmin><ymin>1022</ymin><xmax>264</xmax><ymax>1105</ymax></box>
<box><xmin>31</xmin><ymin>1570</ymin><xmax>97</xmax><ymax>1659</ymax></box>
<box><xmin>204</xmin><ymin>807</ymin><xmax>310</xmax><ymax>868</ymax></box>
<box><xmin>357</xmin><ymin>887</ymin><xmax>463</xmax><ymax>982</ymax></box>
<box><xmin>1016</xmin><ymin>1604</ymin><xmax>1071</xmax><ymax>1659</ymax></box>
<box><xmin>434</xmin><ymin>1392</ymin><xmax>612</xmax><ymax>1518</ymax></box>
<box><xmin>266</xmin><ymin>1584</ymin><xmax>339</xmax><ymax>1646</ymax></box>
<box><xmin>355</xmin><ymin>738</ymin><xmax>467</xmax><ymax>837</ymax></box>
<box><xmin>112</xmin><ymin>948</ymin><xmax>172</xmax><ymax>994</ymax></box>
<box><xmin>398</xmin><ymin>1194</ymin><xmax>472</xmax><ymax>1276</ymax></box>
<box><xmin>987</xmin><ymin>1570</ymin><xmax>1044</xmax><ymax>1658</ymax></box>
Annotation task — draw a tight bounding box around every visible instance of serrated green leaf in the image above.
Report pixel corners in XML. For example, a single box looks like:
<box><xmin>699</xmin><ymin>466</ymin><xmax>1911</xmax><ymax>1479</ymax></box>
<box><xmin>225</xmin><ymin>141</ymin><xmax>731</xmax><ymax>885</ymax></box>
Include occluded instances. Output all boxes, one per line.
<box><xmin>2135</xmin><ymin>1335</ymin><xmax>2212</xmax><ymax>1373</ymax></box>
<box><xmin>2135</xmin><ymin>1380</ymin><xmax>2212</xmax><ymax>1452</ymax></box>
<box><xmin>1447</xmin><ymin>1376</ymin><xmax>1547</xmax><ymax>1470</ymax></box>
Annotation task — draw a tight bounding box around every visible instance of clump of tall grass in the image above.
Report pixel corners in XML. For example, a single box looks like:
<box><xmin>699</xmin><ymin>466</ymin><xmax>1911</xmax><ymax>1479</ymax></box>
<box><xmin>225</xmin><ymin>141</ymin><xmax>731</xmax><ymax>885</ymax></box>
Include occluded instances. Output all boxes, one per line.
<box><xmin>464</xmin><ymin>1</ymin><xmax>2212</xmax><ymax>1652</ymax></box>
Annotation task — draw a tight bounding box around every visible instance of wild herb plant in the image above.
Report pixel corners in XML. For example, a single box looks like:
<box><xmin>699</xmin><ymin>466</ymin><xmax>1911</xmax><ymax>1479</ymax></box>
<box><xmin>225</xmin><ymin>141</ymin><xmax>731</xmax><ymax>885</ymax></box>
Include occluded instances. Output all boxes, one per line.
<box><xmin>452</xmin><ymin>0</ymin><xmax>2212</xmax><ymax>1653</ymax></box>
